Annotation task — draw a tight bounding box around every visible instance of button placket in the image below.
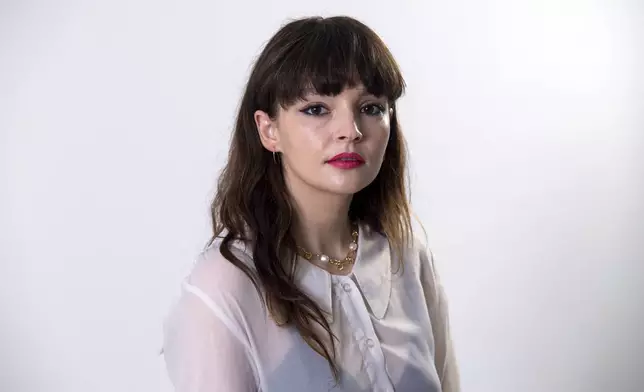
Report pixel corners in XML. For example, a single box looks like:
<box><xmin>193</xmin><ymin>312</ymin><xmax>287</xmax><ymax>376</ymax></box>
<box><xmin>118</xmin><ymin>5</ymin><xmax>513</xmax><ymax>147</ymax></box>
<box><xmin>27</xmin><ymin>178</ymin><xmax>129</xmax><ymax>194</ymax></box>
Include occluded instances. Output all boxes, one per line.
<box><xmin>334</xmin><ymin>275</ymin><xmax>393</xmax><ymax>390</ymax></box>
<box><xmin>365</xmin><ymin>362</ymin><xmax>376</xmax><ymax>381</ymax></box>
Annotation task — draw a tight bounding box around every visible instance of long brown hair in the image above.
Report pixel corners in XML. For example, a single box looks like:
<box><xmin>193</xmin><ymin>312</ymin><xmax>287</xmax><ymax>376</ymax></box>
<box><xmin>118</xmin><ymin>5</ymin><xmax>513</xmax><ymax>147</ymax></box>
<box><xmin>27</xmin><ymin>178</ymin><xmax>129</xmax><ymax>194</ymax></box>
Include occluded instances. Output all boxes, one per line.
<box><xmin>209</xmin><ymin>16</ymin><xmax>412</xmax><ymax>380</ymax></box>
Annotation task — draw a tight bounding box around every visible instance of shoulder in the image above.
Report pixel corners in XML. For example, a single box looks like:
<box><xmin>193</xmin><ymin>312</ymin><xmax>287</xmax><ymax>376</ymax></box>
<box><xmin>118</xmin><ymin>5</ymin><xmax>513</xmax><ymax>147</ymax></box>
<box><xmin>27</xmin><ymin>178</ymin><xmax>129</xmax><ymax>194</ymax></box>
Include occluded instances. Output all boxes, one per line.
<box><xmin>412</xmin><ymin>232</ymin><xmax>436</xmax><ymax>270</ymax></box>
<box><xmin>162</xmin><ymin>241</ymin><xmax>264</xmax><ymax>389</ymax></box>
<box><xmin>189</xmin><ymin>240</ymin><xmax>258</xmax><ymax>294</ymax></box>
<box><xmin>394</xmin><ymin>229</ymin><xmax>436</xmax><ymax>276</ymax></box>
<box><xmin>166</xmin><ymin>239</ymin><xmax>266</xmax><ymax>338</ymax></box>
<box><xmin>362</xmin><ymin>224</ymin><xmax>436</xmax><ymax>276</ymax></box>
<box><xmin>390</xmin><ymin>230</ymin><xmax>442</xmax><ymax>296</ymax></box>
<box><xmin>185</xmin><ymin>239</ymin><xmax>265</xmax><ymax>315</ymax></box>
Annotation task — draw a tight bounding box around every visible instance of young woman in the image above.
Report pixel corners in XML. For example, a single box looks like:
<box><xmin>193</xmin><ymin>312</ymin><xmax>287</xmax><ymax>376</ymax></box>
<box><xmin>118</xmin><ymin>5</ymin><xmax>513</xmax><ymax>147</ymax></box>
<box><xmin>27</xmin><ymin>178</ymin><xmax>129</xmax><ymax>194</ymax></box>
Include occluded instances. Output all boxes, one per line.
<box><xmin>163</xmin><ymin>15</ymin><xmax>460</xmax><ymax>392</ymax></box>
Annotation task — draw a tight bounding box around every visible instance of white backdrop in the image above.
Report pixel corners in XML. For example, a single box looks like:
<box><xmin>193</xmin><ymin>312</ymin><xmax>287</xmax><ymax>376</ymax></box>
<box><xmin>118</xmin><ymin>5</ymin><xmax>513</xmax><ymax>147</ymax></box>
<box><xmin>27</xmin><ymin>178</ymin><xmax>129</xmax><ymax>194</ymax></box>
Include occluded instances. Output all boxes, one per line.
<box><xmin>2</xmin><ymin>1</ymin><xmax>643</xmax><ymax>391</ymax></box>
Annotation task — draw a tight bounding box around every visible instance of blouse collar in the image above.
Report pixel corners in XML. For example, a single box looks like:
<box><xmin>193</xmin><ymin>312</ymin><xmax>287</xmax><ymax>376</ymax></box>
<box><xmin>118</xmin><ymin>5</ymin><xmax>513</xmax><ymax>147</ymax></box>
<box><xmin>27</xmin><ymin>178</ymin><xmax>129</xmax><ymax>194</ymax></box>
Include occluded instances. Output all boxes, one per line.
<box><xmin>295</xmin><ymin>223</ymin><xmax>392</xmax><ymax>323</ymax></box>
<box><xmin>221</xmin><ymin>223</ymin><xmax>393</xmax><ymax>323</ymax></box>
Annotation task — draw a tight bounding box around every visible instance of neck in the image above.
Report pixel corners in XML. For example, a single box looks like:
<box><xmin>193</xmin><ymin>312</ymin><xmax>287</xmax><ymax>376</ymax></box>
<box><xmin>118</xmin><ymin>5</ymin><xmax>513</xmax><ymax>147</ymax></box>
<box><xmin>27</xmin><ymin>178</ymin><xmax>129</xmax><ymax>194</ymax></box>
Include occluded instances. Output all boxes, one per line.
<box><xmin>286</xmin><ymin>180</ymin><xmax>354</xmax><ymax>260</ymax></box>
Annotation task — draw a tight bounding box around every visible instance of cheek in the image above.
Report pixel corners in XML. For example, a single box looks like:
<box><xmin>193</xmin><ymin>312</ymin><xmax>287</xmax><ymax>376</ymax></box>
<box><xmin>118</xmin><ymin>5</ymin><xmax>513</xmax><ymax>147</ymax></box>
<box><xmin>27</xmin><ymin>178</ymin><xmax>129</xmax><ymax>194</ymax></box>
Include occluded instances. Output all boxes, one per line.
<box><xmin>286</xmin><ymin>127</ymin><xmax>326</xmax><ymax>154</ymax></box>
<box><xmin>279</xmin><ymin>119</ymin><xmax>329</xmax><ymax>163</ymax></box>
<box><xmin>279</xmin><ymin>115</ymin><xmax>311</xmax><ymax>147</ymax></box>
<box><xmin>366</xmin><ymin>120</ymin><xmax>391</xmax><ymax>157</ymax></box>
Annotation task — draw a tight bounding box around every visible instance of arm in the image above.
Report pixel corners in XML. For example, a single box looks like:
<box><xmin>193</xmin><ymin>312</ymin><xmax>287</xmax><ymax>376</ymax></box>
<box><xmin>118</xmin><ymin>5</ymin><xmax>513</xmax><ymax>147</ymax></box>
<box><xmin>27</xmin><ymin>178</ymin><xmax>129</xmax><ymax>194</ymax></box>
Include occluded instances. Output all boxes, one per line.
<box><xmin>163</xmin><ymin>285</ymin><xmax>258</xmax><ymax>392</ymax></box>
<box><xmin>420</xmin><ymin>248</ymin><xmax>460</xmax><ymax>392</ymax></box>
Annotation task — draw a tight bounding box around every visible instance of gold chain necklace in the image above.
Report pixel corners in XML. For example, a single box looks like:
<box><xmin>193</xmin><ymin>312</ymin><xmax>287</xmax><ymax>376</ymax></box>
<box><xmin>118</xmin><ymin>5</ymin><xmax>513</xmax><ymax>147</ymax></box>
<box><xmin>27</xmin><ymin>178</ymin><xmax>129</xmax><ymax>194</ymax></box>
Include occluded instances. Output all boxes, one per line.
<box><xmin>296</xmin><ymin>224</ymin><xmax>359</xmax><ymax>271</ymax></box>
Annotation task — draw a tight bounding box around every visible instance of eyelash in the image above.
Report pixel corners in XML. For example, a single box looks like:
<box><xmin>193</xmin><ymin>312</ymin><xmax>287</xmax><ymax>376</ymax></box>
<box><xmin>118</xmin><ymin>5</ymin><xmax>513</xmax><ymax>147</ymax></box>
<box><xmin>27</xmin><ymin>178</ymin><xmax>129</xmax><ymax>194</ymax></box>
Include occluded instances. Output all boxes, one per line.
<box><xmin>300</xmin><ymin>103</ymin><xmax>386</xmax><ymax>116</ymax></box>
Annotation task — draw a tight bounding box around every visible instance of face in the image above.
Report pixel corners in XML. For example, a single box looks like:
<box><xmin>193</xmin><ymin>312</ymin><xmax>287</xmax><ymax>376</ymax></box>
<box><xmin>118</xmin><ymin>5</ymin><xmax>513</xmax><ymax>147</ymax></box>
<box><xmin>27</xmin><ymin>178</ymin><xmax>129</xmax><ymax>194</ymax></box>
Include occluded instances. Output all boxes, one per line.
<box><xmin>255</xmin><ymin>85</ymin><xmax>391</xmax><ymax>196</ymax></box>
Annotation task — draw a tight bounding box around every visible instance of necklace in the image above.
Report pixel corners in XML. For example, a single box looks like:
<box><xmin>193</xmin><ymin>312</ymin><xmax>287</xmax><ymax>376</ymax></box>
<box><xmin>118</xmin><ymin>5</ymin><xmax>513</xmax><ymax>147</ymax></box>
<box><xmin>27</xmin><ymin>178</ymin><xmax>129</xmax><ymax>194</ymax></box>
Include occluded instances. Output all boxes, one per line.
<box><xmin>296</xmin><ymin>224</ymin><xmax>359</xmax><ymax>271</ymax></box>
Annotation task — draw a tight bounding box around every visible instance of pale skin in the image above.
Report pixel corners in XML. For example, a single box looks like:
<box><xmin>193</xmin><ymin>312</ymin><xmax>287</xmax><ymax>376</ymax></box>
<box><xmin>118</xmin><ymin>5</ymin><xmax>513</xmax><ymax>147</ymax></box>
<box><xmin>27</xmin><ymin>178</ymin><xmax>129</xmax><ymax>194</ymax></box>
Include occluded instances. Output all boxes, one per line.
<box><xmin>254</xmin><ymin>85</ymin><xmax>392</xmax><ymax>275</ymax></box>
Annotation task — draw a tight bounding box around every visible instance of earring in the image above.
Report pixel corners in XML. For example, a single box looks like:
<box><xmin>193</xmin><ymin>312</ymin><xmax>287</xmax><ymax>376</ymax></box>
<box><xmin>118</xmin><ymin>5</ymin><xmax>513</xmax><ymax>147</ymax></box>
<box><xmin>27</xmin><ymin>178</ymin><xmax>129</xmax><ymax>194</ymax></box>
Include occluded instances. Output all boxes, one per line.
<box><xmin>273</xmin><ymin>151</ymin><xmax>278</xmax><ymax>164</ymax></box>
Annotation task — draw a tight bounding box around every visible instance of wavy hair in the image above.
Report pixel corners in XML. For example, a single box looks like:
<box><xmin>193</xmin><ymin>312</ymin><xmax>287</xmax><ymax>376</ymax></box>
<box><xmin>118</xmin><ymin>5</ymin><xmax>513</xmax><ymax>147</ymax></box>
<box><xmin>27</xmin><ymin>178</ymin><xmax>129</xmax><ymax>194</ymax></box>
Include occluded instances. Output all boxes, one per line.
<box><xmin>209</xmin><ymin>16</ymin><xmax>412</xmax><ymax>381</ymax></box>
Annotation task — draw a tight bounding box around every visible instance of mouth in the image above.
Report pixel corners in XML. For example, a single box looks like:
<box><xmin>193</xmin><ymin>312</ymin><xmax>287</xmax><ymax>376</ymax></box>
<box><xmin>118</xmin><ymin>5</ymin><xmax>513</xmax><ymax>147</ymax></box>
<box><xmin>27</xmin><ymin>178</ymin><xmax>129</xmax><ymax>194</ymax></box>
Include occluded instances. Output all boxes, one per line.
<box><xmin>326</xmin><ymin>152</ymin><xmax>365</xmax><ymax>169</ymax></box>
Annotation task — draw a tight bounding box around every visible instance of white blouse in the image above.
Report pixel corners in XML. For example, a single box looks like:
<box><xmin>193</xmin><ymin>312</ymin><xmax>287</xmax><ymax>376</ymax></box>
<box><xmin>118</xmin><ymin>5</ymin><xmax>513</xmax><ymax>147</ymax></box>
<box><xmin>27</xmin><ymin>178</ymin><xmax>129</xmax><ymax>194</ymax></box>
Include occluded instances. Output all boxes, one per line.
<box><xmin>163</xmin><ymin>224</ymin><xmax>460</xmax><ymax>392</ymax></box>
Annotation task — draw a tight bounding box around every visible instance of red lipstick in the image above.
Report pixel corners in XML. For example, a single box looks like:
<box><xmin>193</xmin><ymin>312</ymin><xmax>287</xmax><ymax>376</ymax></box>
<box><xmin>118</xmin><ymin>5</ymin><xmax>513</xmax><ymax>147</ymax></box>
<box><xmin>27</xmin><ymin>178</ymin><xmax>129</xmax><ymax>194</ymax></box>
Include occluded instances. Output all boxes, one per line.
<box><xmin>326</xmin><ymin>152</ymin><xmax>365</xmax><ymax>169</ymax></box>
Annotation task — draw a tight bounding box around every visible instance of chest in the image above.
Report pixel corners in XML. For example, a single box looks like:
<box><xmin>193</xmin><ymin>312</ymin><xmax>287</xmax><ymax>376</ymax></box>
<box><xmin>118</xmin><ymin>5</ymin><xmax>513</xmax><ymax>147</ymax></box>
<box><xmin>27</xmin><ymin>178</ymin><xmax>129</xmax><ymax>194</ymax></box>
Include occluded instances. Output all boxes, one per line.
<box><xmin>247</xmin><ymin>274</ymin><xmax>442</xmax><ymax>392</ymax></box>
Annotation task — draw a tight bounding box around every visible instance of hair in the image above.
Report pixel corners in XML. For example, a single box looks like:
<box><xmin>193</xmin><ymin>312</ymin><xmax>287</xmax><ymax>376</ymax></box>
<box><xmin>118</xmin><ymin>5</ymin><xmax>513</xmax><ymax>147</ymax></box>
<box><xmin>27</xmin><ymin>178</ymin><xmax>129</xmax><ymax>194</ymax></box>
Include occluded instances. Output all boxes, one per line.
<box><xmin>209</xmin><ymin>16</ymin><xmax>412</xmax><ymax>381</ymax></box>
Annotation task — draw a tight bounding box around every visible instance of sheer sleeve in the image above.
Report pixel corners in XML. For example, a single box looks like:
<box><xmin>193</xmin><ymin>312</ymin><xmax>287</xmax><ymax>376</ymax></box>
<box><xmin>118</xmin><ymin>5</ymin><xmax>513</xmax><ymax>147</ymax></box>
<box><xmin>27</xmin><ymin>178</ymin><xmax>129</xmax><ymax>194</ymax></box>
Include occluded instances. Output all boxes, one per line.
<box><xmin>163</xmin><ymin>283</ymin><xmax>258</xmax><ymax>392</ymax></box>
<box><xmin>420</xmin><ymin>247</ymin><xmax>461</xmax><ymax>392</ymax></box>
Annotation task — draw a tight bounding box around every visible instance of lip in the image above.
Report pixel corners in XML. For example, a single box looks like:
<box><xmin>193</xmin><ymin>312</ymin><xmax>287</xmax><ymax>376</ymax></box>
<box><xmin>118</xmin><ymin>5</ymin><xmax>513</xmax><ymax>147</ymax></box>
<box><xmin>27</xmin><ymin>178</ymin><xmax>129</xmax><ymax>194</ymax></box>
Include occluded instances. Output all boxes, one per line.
<box><xmin>326</xmin><ymin>152</ymin><xmax>365</xmax><ymax>169</ymax></box>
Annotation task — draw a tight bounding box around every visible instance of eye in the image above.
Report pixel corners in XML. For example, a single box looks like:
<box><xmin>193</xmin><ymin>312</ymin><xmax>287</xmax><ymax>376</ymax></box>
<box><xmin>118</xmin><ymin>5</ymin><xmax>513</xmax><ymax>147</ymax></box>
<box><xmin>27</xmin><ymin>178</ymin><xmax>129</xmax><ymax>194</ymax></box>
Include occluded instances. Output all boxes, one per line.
<box><xmin>361</xmin><ymin>103</ymin><xmax>386</xmax><ymax>116</ymax></box>
<box><xmin>300</xmin><ymin>104</ymin><xmax>329</xmax><ymax>116</ymax></box>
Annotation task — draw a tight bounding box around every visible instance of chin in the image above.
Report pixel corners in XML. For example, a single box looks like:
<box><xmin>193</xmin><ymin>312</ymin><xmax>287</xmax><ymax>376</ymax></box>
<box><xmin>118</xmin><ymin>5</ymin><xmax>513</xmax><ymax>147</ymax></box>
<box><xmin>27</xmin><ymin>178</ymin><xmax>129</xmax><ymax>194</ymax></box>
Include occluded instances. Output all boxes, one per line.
<box><xmin>326</xmin><ymin>184</ymin><xmax>366</xmax><ymax>196</ymax></box>
<box><xmin>293</xmin><ymin>166</ymin><xmax>379</xmax><ymax>196</ymax></box>
<box><xmin>323</xmin><ymin>176</ymin><xmax>376</xmax><ymax>196</ymax></box>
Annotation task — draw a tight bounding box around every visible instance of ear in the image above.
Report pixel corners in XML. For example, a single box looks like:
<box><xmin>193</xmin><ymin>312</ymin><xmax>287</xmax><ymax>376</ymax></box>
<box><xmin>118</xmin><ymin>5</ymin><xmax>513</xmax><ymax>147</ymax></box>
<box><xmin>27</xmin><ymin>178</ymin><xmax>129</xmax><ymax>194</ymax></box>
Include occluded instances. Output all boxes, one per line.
<box><xmin>254</xmin><ymin>110</ymin><xmax>279</xmax><ymax>152</ymax></box>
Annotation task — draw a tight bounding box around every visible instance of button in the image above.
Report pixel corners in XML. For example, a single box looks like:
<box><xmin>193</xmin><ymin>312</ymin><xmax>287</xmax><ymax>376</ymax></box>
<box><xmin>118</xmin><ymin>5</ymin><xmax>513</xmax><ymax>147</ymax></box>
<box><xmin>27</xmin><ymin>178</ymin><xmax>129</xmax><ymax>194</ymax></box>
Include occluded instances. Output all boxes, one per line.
<box><xmin>342</xmin><ymin>282</ymin><xmax>352</xmax><ymax>292</ymax></box>
<box><xmin>366</xmin><ymin>338</ymin><xmax>375</xmax><ymax>348</ymax></box>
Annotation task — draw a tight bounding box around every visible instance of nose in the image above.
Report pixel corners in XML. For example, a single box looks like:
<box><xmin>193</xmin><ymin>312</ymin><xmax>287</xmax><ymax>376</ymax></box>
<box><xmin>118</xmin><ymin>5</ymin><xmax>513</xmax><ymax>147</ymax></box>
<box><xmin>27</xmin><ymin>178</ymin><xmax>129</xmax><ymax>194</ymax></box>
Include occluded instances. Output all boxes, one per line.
<box><xmin>335</xmin><ymin>111</ymin><xmax>363</xmax><ymax>142</ymax></box>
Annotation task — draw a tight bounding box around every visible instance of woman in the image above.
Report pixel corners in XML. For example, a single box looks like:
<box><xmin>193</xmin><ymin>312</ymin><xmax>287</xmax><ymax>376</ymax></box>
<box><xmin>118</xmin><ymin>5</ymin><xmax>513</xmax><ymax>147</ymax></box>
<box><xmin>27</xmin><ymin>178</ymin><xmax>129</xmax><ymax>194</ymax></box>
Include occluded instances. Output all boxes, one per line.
<box><xmin>163</xmin><ymin>15</ymin><xmax>460</xmax><ymax>392</ymax></box>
